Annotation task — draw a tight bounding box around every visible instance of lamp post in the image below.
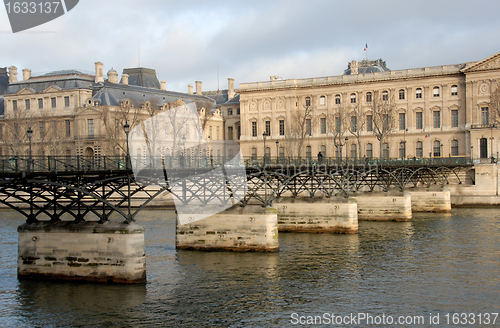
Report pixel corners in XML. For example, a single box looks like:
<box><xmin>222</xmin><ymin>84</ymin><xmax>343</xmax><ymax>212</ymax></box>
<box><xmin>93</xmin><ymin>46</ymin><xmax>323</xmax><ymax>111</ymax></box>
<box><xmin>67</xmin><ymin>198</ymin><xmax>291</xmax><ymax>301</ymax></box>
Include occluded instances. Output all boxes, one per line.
<box><xmin>27</xmin><ymin>127</ymin><xmax>33</xmax><ymax>171</ymax></box>
<box><xmin>123</xmin><ymin>122</ymin><xmax>132</xmax><ymax>223</ymax></box>
<box><xmin>344</xmin><ymin>136</ymin><xmax>349</xmax><ymax>164</ymax></box>
<box><xmin>275</xmin><ymin>140</ymin><xmax>279</xmax><ymax>164</ymax></box>
<box><xmin>262</xmin><ymin>132</ymin><xmax>267</xmax><ymax>165</ymax></box>
<box><xmin>404</xmin><ymin>128</ymin><xmax>408</xmax><ymax>159</ymax></box>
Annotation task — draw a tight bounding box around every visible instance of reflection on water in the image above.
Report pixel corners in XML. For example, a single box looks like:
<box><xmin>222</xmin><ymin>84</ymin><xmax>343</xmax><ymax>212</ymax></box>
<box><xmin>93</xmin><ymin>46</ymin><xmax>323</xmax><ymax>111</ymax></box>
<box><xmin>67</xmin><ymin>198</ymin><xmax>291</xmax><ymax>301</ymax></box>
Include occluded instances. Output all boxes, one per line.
<box><xmin>0</xmin><ymin>208</ymin><xmax>499</xmax><ymax>327</ymax></box>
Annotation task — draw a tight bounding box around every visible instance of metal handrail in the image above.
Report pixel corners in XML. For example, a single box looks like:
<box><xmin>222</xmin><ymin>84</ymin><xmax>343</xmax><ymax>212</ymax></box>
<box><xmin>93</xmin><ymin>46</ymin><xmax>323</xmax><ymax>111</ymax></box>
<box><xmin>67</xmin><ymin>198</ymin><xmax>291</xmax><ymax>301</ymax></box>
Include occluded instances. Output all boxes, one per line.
<box><xmin>0</xmin><ymin>155</ymin><xmax>474</xmax><ymax>173</ymax></box>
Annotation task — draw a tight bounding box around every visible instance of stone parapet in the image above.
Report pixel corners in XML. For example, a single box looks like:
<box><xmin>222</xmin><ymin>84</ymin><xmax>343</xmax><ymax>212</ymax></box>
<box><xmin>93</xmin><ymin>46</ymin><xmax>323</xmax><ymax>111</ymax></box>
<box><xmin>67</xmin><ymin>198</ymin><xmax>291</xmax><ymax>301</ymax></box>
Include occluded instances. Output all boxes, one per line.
<box><xmin>18</xmin><ymin>221</ymin><xmax>146</xmax><ymax>283</ymax></box>
<box><xmin>353</xmin><ymin>190</ymin><xmax>412</xmax><ymax>221</ymax></box>
<box><xmin>274</xmin><ymin>197</ymin><xmax>358</xmax><ymax>233</ymax></box>
<box><xmin>176</xmin><ymin>206</ymin><xmax>278</xmax><ymax>252</ymax></box>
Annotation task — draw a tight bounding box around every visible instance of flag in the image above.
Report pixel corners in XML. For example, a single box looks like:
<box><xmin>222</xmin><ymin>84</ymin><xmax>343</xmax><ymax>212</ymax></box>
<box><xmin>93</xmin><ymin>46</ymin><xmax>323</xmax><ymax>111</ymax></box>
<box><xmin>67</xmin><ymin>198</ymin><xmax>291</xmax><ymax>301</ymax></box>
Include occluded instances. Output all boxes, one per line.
<box><xmin>425</xmin><ymin>133</ymin><xmax>430</xmax><ymax>138</ymax></box>
<box><xmin>364</xmin><ymin>43</ymin><xmax>367</xmax><ymax>51</ymax></box>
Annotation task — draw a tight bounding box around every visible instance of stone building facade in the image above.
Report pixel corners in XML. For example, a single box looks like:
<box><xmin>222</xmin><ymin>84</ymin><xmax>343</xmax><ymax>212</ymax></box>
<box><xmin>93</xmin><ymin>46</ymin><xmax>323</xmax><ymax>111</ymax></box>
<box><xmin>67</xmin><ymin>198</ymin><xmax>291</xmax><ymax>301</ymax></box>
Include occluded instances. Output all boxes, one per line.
<box><xmin>0</xmin><ymin>62</ymin><xmax>221</xmax><ymax>159</ymax></box>
<box><xmin>237</xmin><ymin>52</ymin><xmax>500</xmax><ymax>162</ymax></box>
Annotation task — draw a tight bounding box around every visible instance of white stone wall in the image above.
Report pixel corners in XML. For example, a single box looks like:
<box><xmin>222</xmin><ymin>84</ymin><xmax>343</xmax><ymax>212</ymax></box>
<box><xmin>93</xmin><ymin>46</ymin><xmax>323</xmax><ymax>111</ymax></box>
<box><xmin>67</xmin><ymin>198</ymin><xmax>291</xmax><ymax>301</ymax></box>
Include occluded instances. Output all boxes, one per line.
<box><xmin>18</xmin><ymin>221</ymin><xmax>146</xmax><ymax>283</ymax></box>
<box><xmin>409</xmin><ymin>187</ymin><xmax>451</xmax><ymax>212</ymax></box>
<box><xmin>354</xmin><ymin>191</ymin><xmax>412</xmax><ymax>221</ymax></box>
<box><xmin>274</xmin><ymin>198</ymin><xmax>358</xmax><ymax>233</ymax></box>
<box><xmin>176</xmin><ymin>206</ymin><xmax>278</xmax><ymax>251</ymax></box>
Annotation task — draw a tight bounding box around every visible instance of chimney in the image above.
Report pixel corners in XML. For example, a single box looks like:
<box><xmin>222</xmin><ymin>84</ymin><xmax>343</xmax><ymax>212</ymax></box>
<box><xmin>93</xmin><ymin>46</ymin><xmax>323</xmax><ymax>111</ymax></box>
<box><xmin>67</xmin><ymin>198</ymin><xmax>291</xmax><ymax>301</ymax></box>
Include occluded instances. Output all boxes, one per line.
<box><xmin>121</xmin><ymin>73</ymin><xmax>129</xmax><ymax>85</ymax></box>
<box><xmin>195</xmin><ymin>81</ymin><xmax>202</xmax><ymax>95</ymax></box>
<box><xmin>188</xmin><ymin>84</ymin><xmax>193</xmax><ymax>94</ymax></box>
<box><xmin>8</xmin><ymin>66</ymin><xmax>18</xmax><ymax>83</ymax></box>
<box><xmin>94</xmin><ymin>61</ymin><xmax>104</xmax><ymax>83</ymax></box>
<box><xmin>228</xmin><ymin>78</ymin><xmax>235</xmax><ymax>99</ymax></box>
<box><xmin>161</xmin><ymin>80</ymin><xmax>166</xmax><ymax>90</ymax></box>
<box><xmin>22</xmin><ymin>69</ymin><xmax>31</xmax><ymax>80</ymax></box>
<box><xmin>107</xmin><ymin>69</ymin><xmax>118</xmax><ymax>83</ymax></box>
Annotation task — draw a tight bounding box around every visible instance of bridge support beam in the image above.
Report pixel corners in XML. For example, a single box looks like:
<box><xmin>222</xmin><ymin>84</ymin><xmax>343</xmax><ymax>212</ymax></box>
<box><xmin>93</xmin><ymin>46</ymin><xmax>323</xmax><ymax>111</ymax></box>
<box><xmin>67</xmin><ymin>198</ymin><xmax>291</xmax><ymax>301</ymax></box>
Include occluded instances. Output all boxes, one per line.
<box><xmin>353</xmin><ymin>191</ymin><xmax>412</xmax><ymax>221</ymax></box>
<box><xmin>409</xmin><ymin>187</ymin><xmax>451</xmax><ymax>212</ymax></box>
<box><xmin>17</xmin><ymin>221</ymin><xmax>146</xmax><ymax>283</ymax></box>
<box><xmin>275</xmin><ymin>197</ymin><xmax>358</xmax><ymax>233</ymax></box>
<box><xmin>176</xmin><ymin>206</ymin><xmax>278</xmax><ymax>252</ymax></box>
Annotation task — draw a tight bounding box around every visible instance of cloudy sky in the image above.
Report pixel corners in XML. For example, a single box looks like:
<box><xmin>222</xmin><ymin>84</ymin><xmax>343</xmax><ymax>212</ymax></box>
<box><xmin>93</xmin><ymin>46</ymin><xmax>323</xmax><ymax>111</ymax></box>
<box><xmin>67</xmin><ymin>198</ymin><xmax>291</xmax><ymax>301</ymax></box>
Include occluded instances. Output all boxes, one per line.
<box><xmin>2</xmin><ymin>0</ymin><xmax>500</xmax><ymax>92</ymax></box>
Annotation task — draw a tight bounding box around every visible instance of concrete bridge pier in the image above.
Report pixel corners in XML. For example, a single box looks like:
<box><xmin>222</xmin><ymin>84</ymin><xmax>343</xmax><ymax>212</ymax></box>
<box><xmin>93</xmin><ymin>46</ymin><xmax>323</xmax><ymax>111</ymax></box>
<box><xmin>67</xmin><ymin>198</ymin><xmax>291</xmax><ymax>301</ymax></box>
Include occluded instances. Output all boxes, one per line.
<box><xmin>17</xmin><ymin>221</ymin><xmax>146</xmax><ymax>283</ymax></box>
<box><xmin>176</xmin><ymin>206</ymin><xmax>278</xmax><ymax>251</ymax></box>
<box><xmin>409</xmin><ymin>187</ymin><xmax>451</xmax><ymax>212</ymax></box>
<box><xmin>274</xmin><ymin>197</ymin><xmax>358</xmax><ymax>233</ymax></box>
<box><xmin>353</xmin><ymin>190</ymin><xmax>412</xmax><ymax>221</ymax></box>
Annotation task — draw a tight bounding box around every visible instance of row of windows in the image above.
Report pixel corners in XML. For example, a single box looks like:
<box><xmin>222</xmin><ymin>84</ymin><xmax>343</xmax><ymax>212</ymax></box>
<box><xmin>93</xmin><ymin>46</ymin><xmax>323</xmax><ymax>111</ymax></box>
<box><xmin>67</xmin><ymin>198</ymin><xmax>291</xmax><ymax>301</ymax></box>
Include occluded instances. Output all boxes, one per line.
<box><xmin>302</xmin><ymin>85</ymin><xmax>459</xmax><ymax>106</ymax></box>
<box><xmin>0</xmin><ymin>120</ymin><xmax>72</xmax><ymax>140</ymax></box>
<box><xmin>12</xmin><ymin>96</ymin><xmax>71</xmax><ymax>110</ymax></box>
<box><xmin>251</xmin><ymin>109</ymin><xmax>464</xmax><ymax>137</ymax></box>
<box><xmin>251</xmin><ymin>140</ymin><xmax>461</xmax><ymax>159</ymax></box>
<box><xmin>226</xmin><ymin>108</ymin><xmax>240</xmax><ymax>116</ymax></box>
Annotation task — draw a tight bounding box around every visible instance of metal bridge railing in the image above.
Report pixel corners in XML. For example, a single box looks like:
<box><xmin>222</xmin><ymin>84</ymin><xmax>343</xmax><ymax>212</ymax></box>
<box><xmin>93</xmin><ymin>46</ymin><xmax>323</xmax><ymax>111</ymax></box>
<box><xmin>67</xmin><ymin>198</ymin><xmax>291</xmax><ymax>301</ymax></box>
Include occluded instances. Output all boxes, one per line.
<box><xmin>0</xmin><ymin>155</ymin><xmax>474</xmax><ymax>173</ymax></box>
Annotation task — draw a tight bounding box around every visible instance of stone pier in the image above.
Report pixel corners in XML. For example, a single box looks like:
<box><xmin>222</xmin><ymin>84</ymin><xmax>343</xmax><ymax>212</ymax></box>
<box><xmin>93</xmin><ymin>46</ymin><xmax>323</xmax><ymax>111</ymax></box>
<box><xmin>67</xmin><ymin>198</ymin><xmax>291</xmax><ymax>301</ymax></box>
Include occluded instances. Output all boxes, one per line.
<box><xmin>353</xmin><ymin>190</ymin><xmax>412</xmax><ymax>221</ymax></box>
<box><xmin>176</xmin><ymin>206</ymin><xmax>278</xmax><ymax>252</ymax></box>
<box><xmin>409</xmin><ymin>187</ymin><xmax>451</xmax><ymax>212</ymax></box>
<box><xmin>18</xmin><ymin>221</ymin><xmax>146</xmax><ymax>283</ymax></box>
<box><xmin>274</xmin><ymin>197</ymin><xmax>358</xmax><ymax>233</ymax></box>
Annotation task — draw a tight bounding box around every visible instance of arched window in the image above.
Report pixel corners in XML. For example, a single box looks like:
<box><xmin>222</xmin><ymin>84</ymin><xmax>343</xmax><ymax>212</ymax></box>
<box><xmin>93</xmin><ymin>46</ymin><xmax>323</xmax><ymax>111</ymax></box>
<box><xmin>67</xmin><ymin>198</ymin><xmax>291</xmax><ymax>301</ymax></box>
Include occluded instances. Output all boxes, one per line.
<box><xmin>451</xmin><ymin>140</ymin><xmax>459</xmax><ymax>156</ymax></box>
<box><xmin>335</xmin><ymin>94</ymin><xmax>341</xmax><ymax>104</ymax></box>
<box><xmin>415</xmin><ymin>88</ymin><xmax>422</xmax><ymax>99</ymax></box>
<box><xmin>350</xmin><ymin>144</ymin><xmax>357</xmax><ymax>160</ymax></box>
<box><xmin>306</xmin><ymin>145</ymin><xmax>312</xmax><ymax>160</ymax></box>
<box><xmin>451</xmin><ymin>85</ymin><xmax>458</xmax><ymax>96</ymax></box>
<box><xmin>366</xmin><ymin>143</ymin><xmax>373</xmax><ymax>159</ymax></box>
<box><xmin>320</xmin><ymin>95</ymin><xmax>326</xmax><ymax>106</ymax></box>
<box><xmin>350</xmin><ymin>93</ymin><xmax>356</xmax><ymax>104</ymax></box>
<box><xmin>433</xmin><ymin>140</ymin><xmax>441</xmax><ymax>157</ymax></box>
<box><xmin>382</xmin><ymin>91</ymin><xmax>388</xmax><ymax>101</ymax></box>
<box><xmin>399</xmin><ymin>89</ymin><xmax>405</xmax><ymax>100</ymax></box>
<box><xmin>416</xmin><ymin>141</ymin><xmax>423</xmax><ymax>158</ymax></box>
<box><xmin>305</xmin><ymin>97</ymin><xmax>311</xmax><ymax>107</ymax></box>
<box><xmin>382</xmin><ymin>143</ymin><xmax>389</xmax><ymax>159</ymax></box>
<box><xmin>433</xmin><ymin>86</ymin><xmax>440</xmax><ymax>97</ymax></box>
<box><xmin>399</xmin><ymin>141</ymin><xmax>406</xmax><ymax>159</ymax></box>
<box><xmin>251</xmin><ymin>148</ymin><xmax>257</xmax><ymax>160</ymax></box>
<box><xmin>366</xmin><ymin>92</ymin><xmax>372</xmax><ymax>103</ymax></box>
<box><xmin>279</xmin><ymin>146</ymin><xmax>285</xmax><ymax>158</ymax></box>
<box><xmin>265</xmin><ymin>147</ymin><xmax>271</xmax><ymax>159</ymax></box>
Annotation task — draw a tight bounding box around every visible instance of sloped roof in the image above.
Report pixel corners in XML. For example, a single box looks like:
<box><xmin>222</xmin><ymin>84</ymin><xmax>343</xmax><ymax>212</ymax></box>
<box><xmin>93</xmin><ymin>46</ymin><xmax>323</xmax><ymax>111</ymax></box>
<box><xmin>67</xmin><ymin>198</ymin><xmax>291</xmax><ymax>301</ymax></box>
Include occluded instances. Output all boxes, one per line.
<box><xmin>121</xmin><ymin>67</ymin><xmax>161</xmax><ymax>89</ymax></box>
<box><xmin>203</xmin><ymin>89</ymin><xmax>240</xmax><ymax>106</ymax></box>
<box><xmin>0</xmin><ymin>96</ymin><xmax>4</xmax><ymax>116</ymax></box>
<box><xmin>0</xmin><ymin>68</ymin><xmax>8</xmax><ymax>95</ymax></box>
<box><xmin>90</xmin><ymin>81</ymin><xmax>216</xmax><ymax>108</ymax></box>
<box><xmin>6</xmin><ymin>71</ymin><xmax>94</xmax><ymax>94</ymax></box>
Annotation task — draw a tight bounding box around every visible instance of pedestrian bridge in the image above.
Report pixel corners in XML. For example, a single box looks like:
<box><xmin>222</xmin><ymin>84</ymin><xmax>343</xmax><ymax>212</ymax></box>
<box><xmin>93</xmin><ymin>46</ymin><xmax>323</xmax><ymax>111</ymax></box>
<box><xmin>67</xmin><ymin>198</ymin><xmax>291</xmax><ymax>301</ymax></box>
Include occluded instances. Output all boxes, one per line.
<box><xmin>0</xmin><ymin>155</ymin><xmax>475</xmax><ymax>223</ymax></box>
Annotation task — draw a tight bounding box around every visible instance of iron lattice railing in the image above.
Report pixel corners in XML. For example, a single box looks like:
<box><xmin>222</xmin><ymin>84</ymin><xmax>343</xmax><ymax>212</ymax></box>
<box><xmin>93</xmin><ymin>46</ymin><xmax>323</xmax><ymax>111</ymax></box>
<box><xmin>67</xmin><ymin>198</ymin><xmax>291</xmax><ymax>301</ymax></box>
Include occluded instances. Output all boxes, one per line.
<box><xmin>0</xmin><ymin>155</ymin><xmax>474</xmax><ymax>173</ymax></box>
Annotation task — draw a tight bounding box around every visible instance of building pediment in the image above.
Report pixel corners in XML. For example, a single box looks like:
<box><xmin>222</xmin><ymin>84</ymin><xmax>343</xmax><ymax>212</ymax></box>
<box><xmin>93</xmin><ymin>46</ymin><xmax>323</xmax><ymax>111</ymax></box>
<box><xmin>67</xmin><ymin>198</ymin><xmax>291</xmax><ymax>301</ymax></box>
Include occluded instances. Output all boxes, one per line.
<box><xmin>462</xmin><ymin>52</ymin><xmax>500</xmax><ymax>73</ymax></box>
<box><xmin>17</xmin><ymin>87</ymin><xmax>36</xmax><ymax>95</ymax></box>
<box><xmin>43</xmin><ymin>85</ymin><xmax>63</xmax><ymax>93</ymax></box>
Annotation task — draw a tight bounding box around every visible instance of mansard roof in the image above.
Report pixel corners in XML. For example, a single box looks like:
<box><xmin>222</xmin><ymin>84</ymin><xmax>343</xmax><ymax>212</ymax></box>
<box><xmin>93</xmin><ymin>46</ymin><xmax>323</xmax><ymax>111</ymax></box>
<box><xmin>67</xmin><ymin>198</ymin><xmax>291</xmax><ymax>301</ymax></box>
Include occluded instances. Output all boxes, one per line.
<box><xmin>121</xmin><ymin>67</ymin><xmax>161</xmax><ymax>89</ymax></box>
<box><xmin>90</xmin><ymin>81</ymin><xmax>216</xmax><ymax>108</ymax></box>
<box><xmin>6</xmin><ymin>70</ymin><xmax>94</xmax><ymax>95</ymax></box>
<box><xmin>0</xmin><ymin>96</ymin><xmax>4</xmax><ymax>116</ymax></box>
<box><xmin>0</xmin><ymin>68</ymin><xmax>8</xmax><ymax>95</ymax></box>
<box><xmin>343</xmin><ymin>58</ymin><xmax>390</xmax><ymax>75</ymax></box>
<box><xmin>203</xmin><ymin>89</ymin><xmax>240</xmax><ymax>106</ymax></box>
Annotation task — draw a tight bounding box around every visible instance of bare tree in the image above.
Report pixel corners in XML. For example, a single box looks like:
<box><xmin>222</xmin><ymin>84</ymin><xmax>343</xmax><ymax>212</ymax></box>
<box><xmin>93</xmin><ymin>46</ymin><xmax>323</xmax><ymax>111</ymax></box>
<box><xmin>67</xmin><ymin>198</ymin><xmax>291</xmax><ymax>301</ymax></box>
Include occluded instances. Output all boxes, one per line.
<box><xmin>99</xmin><ymin>101</ymin><xmax>140</xmax><ymax>156</ymax></box>
<box><xmin>1</xmin><ymin>105</ymin><xmax>34</xmax><ymax>156</ymax></box>
<box><xmin>329</xmin><ymin>104</ymin><xmax>349</xmax><ymax>160</ymax></box>
<box><xmin>348</xmin><ymin>103</ymin><xmax>366</xmax><ymax>159</ymax></box>
<box><xmin>372</xmin><ymin>91</ymin><xmax>397</xmax><ymax>159</ymax></box>
<box><xmin>284</xmin><ymin>104</ymin><xmax>316</xmax><ymax>158</ymax></box>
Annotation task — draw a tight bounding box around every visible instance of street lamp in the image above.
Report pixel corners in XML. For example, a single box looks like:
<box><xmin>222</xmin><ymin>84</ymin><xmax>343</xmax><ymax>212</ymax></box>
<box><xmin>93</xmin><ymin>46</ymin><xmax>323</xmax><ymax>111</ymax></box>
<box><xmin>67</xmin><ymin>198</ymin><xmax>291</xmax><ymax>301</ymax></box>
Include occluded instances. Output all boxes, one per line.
<box><xmin>27</xmin><ymin>127</ymin><xmax>33</xmax><ymax>171</ymax></box>
<box><xmin>344</xmin><ymin>136</ymin><xmax>349</xmax><ymax>163</ymax></box>
<box><xmin>404</xmin><ymin>128</ymin><xmax>408</xmax><ymax>159</ymax></box>
<box><xmin>123</xmin><ymin>121</ymin><xmax>130</xmax><ymax>168</ymax></box>
<box><xmin>123</xmin><ymin>121</ymin><xmax>132</xmax><ymax>223</ymax></box>
<box><xmin>262</xmin><ymin>132</ymin><xmax>267</xmax><ymax>164</ymax></box>
<box><xmin>275</xmin><ymin>140</ymin><xmax>279</xmax><ymax>163</ymax></box>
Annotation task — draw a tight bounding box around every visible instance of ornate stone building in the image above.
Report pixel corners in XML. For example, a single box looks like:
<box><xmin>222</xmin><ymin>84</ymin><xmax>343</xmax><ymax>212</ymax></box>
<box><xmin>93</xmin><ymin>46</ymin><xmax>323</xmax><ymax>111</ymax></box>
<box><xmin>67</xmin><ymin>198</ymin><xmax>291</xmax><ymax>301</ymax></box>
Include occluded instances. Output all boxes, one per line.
<box><xmin>0</xmin><ymin>62</ymin><xmax>221</xmax><ymax>159</ymax></box>
<box><xmin>238</xmin><ymin>52</ymin><xmax>500</xmax><ymax>162</ymax></box>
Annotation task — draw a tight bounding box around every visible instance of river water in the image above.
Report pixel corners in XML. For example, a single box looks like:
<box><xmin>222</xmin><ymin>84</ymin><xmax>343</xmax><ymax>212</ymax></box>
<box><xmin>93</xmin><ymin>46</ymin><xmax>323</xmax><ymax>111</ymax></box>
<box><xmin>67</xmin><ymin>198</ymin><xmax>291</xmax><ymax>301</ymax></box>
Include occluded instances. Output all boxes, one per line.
<box><xmin>0</xmin><ymin>208</ymin><xmax>499</xmax><ymax>327</ymax></box>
